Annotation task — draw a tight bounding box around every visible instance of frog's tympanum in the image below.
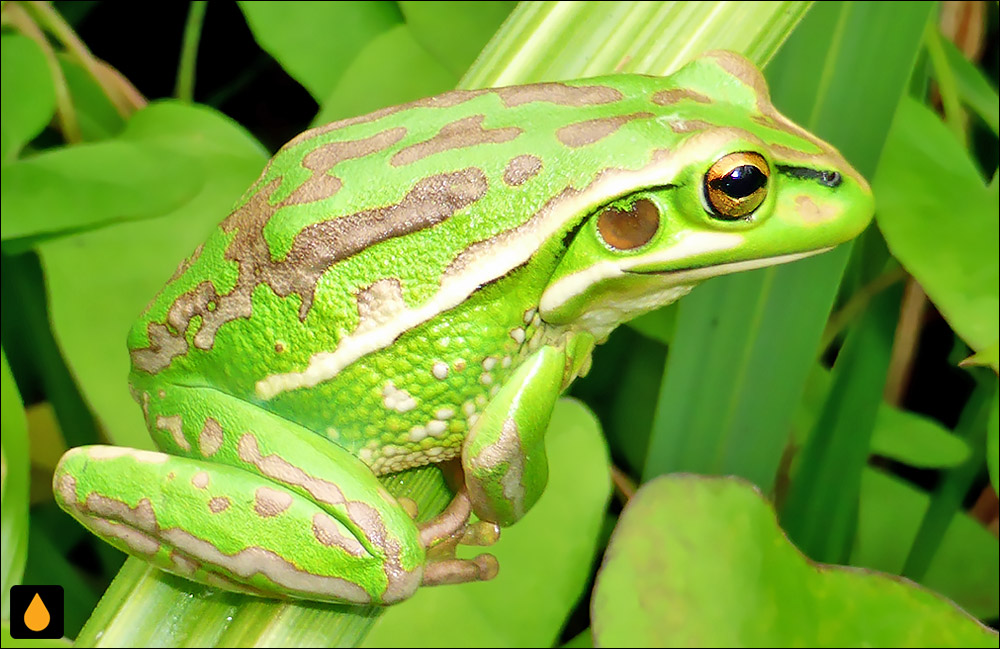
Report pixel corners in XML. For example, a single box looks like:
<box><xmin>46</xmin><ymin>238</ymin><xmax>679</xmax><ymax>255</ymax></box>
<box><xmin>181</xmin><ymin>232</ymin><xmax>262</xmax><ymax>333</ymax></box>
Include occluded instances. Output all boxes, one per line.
<box><xmin>54</xmin><ymin>52</ymin><xmax>873</xmax><ymax>604</ymax></box>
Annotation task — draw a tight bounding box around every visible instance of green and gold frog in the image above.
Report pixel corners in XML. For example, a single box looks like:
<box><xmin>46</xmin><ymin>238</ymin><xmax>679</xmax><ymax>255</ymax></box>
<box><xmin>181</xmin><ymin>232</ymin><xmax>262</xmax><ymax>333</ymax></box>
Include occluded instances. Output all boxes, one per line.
<box><xmin>54</xmin><ymin>52</ymin><xmax>873</xmax><ymax>605</ymax></box>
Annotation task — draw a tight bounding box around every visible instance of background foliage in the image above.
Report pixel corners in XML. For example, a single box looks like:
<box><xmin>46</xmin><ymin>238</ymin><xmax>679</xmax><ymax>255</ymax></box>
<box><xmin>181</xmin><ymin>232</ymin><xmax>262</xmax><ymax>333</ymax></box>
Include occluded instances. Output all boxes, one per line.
<box><xmin>1</xmin><ymin>1</ymin><xmax>997</xmax><ymax>647</ymax></box>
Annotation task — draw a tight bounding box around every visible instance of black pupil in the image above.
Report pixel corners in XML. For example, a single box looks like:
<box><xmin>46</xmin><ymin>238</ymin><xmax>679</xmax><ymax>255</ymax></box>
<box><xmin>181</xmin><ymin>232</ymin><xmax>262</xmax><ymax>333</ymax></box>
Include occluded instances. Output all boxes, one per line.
<box><xmin>710</xmin><ymin>165</ymin><xmax>766</xmax><ymax>198</ymax></box>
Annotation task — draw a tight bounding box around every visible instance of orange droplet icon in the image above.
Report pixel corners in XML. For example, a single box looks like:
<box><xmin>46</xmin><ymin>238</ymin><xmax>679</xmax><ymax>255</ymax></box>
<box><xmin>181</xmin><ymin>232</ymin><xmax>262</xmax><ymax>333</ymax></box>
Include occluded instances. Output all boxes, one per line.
<box><xmin>24</xmin><ymin>592</ymin><xmax>50</xmax><ymax>632</ymax></box>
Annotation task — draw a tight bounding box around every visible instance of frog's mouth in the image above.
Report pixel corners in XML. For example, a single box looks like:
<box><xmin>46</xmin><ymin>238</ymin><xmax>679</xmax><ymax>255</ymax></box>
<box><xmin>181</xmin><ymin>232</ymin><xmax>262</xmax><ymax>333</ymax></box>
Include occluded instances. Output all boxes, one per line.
<box><xmin>625</xmin><ymin>247</ymin><xmax>833</xmax><ymax>283</ymax></box>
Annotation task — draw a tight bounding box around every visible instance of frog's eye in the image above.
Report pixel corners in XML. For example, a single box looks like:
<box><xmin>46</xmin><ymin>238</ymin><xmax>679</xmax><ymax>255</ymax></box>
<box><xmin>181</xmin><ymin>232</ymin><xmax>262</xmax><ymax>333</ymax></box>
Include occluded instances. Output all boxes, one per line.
<box><xmin>597</xmin><ymin>198</ymin><xmax>660</xmax><ymax>250</ymax></box>
<box><xmin>704</xmin><ymin>152</ymin><xmax>769</xmax><ymax>220</ymax></box>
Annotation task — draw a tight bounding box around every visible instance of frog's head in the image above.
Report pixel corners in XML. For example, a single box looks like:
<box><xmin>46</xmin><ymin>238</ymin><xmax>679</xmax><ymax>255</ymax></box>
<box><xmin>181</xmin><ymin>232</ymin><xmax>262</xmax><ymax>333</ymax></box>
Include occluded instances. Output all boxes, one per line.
<box><xmin>538</xmin><ymin>51</ymin><xmax>874</xmax><ymax>336</ymax></box>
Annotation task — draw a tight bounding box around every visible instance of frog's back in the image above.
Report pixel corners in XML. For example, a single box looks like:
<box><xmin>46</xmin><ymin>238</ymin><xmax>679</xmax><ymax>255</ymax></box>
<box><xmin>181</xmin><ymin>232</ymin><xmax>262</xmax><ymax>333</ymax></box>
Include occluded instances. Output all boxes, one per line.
<box><xmin>130</xmin><ymin>75</ymin><xmax>681</xmax><ymax>390</ymax></box>
<box><xmin>128</xmin><ymin>58</ymin><xmax>824</xmax><ymax>462</ymax></box>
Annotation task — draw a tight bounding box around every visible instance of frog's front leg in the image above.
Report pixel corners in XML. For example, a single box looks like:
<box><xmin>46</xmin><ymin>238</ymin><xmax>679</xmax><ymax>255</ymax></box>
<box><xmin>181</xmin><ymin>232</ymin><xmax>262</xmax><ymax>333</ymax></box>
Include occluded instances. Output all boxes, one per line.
<box><xmin>462</xmin><ymin>334</ymin><xmax>594</xmax><ymax>527</ymax></box>
<box><xmin>52</xmin><ymin>385</ymin><xmax>492</xmax><ymax>604</ymax></box>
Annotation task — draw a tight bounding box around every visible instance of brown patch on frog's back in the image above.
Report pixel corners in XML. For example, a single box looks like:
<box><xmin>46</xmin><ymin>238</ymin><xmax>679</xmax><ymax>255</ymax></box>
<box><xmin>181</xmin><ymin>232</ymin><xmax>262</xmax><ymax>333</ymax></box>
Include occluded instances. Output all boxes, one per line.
<box><xmin>130</xmin><ymin>169</ymin><xmax>488</xmax><ymax>372</ymax></box>
<box><xmin>651</xmin><ymin>88</ymin><xmax>713</xmax><ymax>105</ymax></box>
<box><xmin>275</xmin><ymin>167</ymin><xmax>488</xmax><ymax>316</ymax></box>
<box><xmin>703</xmin><ymin>50</ymin><xmax>770</xmax><ymax>101</ymax></box>
<box><xmin>556</xmin><ymin>112</ymin><xmax>654</xmax><ymax>148</ymax></box>
<box><xmin>281</xmin><ymin>89</ymin><xmax>490</xmax><ymax>150</ymax></box>
<box><xmin>282</xmin><ymin>127</ymin><xmax>407</xmax><ymax>206</ymax></box>
<box><xmin>495</xmin><ymin>82</ymin><xmax>623</xmax><ymax>107</ymax></box>
<box><xmin>667</xmin><ymin>119</ymin><xmax>714</xmax><ymax>134</ymax></box>
<box><xmin>131</xmin><ymin>322</ymin><xmax>190</xmax><ymax>375</ymax></box>
<box><xmin>390</xmin><ymin>115</ymin><xmax>522</xmax><ymax>167</ymax></box>
<box><xmin>272</xmin><ymin>82</ymin><xmax>623</xmax><ymax>154</ymax></box>
<box><xmin>503</xmin><ymin>154</ymin><xmax>543</xmax><ymax>186</ymax></box>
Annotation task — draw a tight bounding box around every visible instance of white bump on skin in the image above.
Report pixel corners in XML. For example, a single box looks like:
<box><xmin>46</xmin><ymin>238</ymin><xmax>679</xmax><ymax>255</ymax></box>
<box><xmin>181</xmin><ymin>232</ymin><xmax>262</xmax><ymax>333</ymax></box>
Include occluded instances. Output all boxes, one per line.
<box><xmin>502</xmin><ymin>356</ymin><xmax>512</xmax><ymax>368</ymax></box>
<box><xmin>463</xmin><ymin>401</ymin><xmax>476</xmax><ymax>417</ymax></box>
<box><xmin>476</xmin><ymin>395</ymin><xmax>487</xmax><ymax>407</ymax></box>
<box><xmin>490</xmin><ymin>385</ymin><xmax>501</xmax><ymax>397</ymax></box>
<box><xmin>427</xmin><ymin>420</ymin><xmax>448</xmax><ymax>437</ymax></box>
<box><xmin>510</xmin><ymin>328</ymin><xmax>526</xmax><ymax>344</ymax></box>
<box><xmin>468</xmin><ymin>413</ymin><xmax>480</xmax><ymax>427</ymax></box>
<box><xmin>382</xmin><ymin>381</ymin><xmax>417</xmax><ymax>413</ymax></box>
<box><xmin>482</xmin><ymin>357</ymin><xmax>497</xmax><ymax>371</ymax></box>
<box><xmin>409</xmin><ymin>426</ymin><xmax>428</xmax><ymax>442</ymax></box>
<box><xmin>432</xmin><ymin>362</ymin><xmax>449</xmax><ymax>380</ymax></box>
<box><xmin>523</xmin><ymin>308</ymin><xmax>536</xmax><ymax>324</ymax></box>
<box><xmin>480</xmin><ymin>373</ymin><xmax>493</xmax><ymax>385</ymax></box>
<box><xmin>435</xmin><ymin>408</ymin><xmax>454</xmax><ymax>420</ymax></box>
<box><xmin>439</xmin><ymin>336</ymin><xmax>451</xmax><ymax>347</ymax></box>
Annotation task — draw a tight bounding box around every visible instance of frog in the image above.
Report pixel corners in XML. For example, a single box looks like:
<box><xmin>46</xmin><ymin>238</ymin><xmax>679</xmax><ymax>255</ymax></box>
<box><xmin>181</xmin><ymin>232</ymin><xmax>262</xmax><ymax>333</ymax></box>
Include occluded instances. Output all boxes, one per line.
<box><xmin>53</xmin><ymin>51</ymin><xmax>873</xmax><ymax>605</ymax></box>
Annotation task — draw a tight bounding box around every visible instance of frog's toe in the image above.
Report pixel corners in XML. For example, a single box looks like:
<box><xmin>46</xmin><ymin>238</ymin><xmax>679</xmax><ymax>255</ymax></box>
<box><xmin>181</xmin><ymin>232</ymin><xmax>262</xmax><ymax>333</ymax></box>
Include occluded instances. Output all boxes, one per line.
<box><xmin>461</xmin><ymin>520</ymin><xmax>500</xmax><ymax>546</ymax></box>
<box><xmin>422</xmin><ymin>553</ymin><xmax>499</xmax><ymax>587</ymax></box>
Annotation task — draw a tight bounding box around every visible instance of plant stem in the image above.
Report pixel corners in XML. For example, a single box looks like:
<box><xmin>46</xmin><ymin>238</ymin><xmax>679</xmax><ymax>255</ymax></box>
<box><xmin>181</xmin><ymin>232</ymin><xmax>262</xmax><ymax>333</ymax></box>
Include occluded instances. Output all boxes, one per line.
<box><xmin>175</xmin><ymin>1</ymin><xmax>207</xmax><ymax>102</ymax></box>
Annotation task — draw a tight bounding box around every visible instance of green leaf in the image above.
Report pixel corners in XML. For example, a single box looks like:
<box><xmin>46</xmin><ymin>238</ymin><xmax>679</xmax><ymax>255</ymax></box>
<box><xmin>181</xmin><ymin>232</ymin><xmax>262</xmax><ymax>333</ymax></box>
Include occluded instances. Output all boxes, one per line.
<box><xmin>781</xmin><ymin>285</ymin><xmax>900</xmax><ymax>563</ymax></box>
<box><xmin>592</xmin><ymin>475</ymin><xmax>996</xmax><ymax>647</ymax></box>
<box><xmin>1</xmin><ymin>103</ymin><xmax>216</xmax><ymax>244</ymax></box>
<box><xmin>362</xmin><ymin>399</ymin><xmax>610</xmax><ymax>647</ymax></box>
<box><xmin>35</xmin><ymin>102</ymin><xmax>266</xmax><ymax>449</ymax></box>
<box><xmin>874</xmin><ymin>97</ymin><xmax>999</xmax><ymax>358</ymax></box>
<box><xmin>852</xmin><ymin>468</ymin><xmax>999</xmax><ymax>620</ymax></box>
<box><xmin>1</xmin><ymin>350</ymin><xmax>30</xmax><ymax>619</ymax></box>
<box><xmin>398</xmin><ymin>1</ymin><xmax>516</xmax><ymax>77</ymax></box>
<box><xmin>871</xmin><ymin>406</ymin><xmax>970</xmax><ymax>468</ymax></box>
<box><xmin>794</xmin><ymin>364</ymin><xmax>970</xmax><ymax>469</ymax></box>
<box><xmin>960</xmin><ymin>341</ymin><xmax>999</xmax><ymax>374</ymax></box>
<box><xmin>238</xmin><ymin>1</ymin><xmax>401</xmax><ymax>103</ymax></box>
<box><xmin>1</xmin><ymin>33</ymin><xmax>56</xmax><ymax>164</ymax></box>
<box><xmin>58</xmin><ymin>54</ymin><xmax>125</xmax><ymax>141</ymax></box>
<box><xmin>313</xmin><ymin>23</ymin><xmax>457</xmax><ymax>126</ymax></box>
<box><xmin>940</xmin><ymin>35</ymin><xmax>999</xmax><ymax>136</ymax></box>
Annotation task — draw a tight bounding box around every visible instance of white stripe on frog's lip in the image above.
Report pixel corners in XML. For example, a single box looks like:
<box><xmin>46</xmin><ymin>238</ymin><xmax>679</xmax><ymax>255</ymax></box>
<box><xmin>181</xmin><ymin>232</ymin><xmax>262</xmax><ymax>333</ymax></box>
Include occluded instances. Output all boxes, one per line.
<box><xmin>630</xmin><ymin>247</ymin><xmax>833</xmax><ymax>283</ymax></box>
<box><xmin>538</xmin><ymin>230</ymin><xmax>744</xmax><ymax>317</ymax></box>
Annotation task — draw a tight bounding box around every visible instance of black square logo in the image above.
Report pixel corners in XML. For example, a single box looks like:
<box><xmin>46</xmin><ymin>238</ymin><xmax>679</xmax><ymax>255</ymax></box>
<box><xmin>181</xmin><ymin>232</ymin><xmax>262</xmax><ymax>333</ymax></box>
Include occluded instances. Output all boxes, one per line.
<box><xmin>9</xmin><ymin>585</ymin><xmax>64</xmax><ymax>639</ymax></box>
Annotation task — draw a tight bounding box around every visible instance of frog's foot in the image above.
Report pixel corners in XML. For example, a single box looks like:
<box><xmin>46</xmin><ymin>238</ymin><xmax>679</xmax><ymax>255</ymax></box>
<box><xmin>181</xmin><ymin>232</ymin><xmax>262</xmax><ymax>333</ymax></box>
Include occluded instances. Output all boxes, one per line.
<box><xmin>417</xmin><ymin>487</ymin><xmax>500</xmax><ymax>586</ymax></box>
<box><xmin>422</xmin><ymin>554</ymin><xmax>499</xmax><ymax>586</ymax></box>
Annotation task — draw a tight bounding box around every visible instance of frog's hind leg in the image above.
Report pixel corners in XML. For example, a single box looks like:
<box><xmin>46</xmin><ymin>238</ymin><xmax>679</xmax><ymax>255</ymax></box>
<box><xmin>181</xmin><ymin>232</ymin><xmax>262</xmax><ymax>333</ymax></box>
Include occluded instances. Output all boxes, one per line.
<box><xmin>53</xmin><ymin>384</ymin><xmax>430</xmax><ymax>604</ymax></box>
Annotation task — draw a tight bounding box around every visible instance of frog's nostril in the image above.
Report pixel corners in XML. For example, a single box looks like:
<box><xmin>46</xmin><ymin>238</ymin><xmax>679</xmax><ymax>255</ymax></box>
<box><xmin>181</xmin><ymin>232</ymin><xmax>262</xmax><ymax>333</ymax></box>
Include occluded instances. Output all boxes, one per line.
<box><xmin>821</xmin><ymin>171</ymin><xmax>842</xmax><ymax>188</ymax></box>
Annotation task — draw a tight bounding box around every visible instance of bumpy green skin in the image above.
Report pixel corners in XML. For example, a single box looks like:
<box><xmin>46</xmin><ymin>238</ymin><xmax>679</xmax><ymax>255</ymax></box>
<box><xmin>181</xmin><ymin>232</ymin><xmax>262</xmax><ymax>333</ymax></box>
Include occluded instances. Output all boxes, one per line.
<box><xmin>53</xmin><ymin>52</ymin><xmax>874</xmax><ymax>604</ymax></box>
